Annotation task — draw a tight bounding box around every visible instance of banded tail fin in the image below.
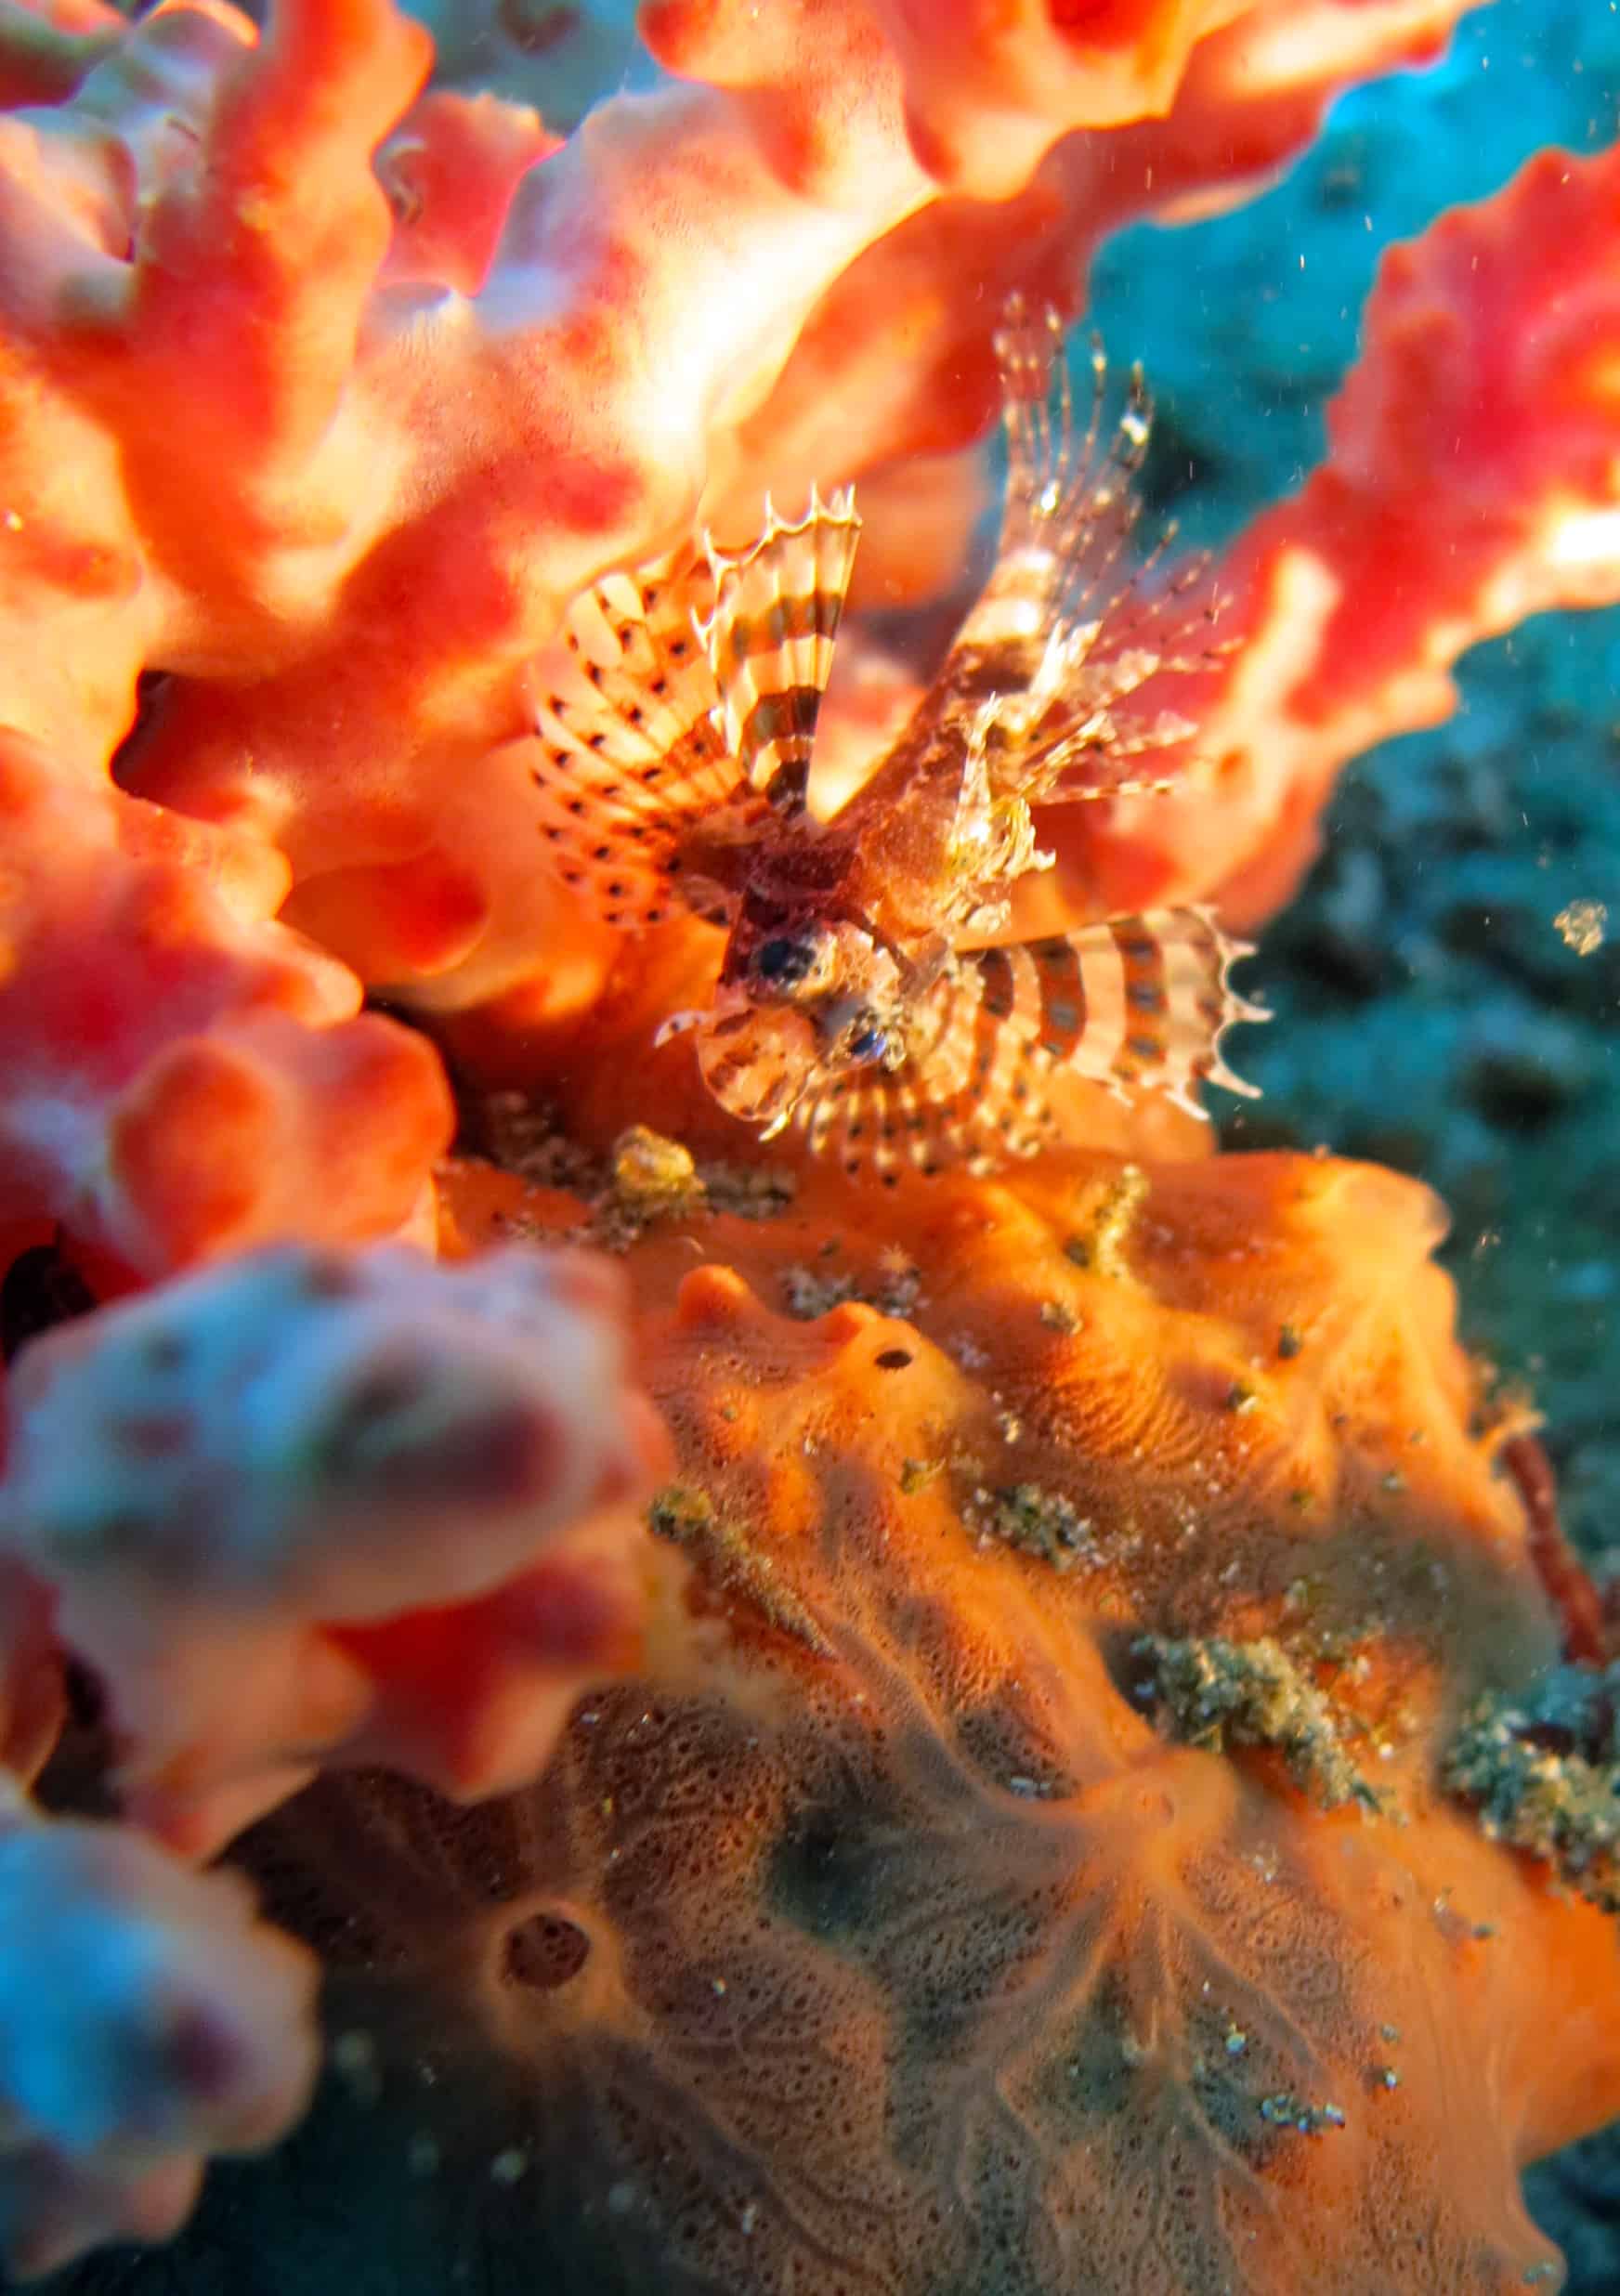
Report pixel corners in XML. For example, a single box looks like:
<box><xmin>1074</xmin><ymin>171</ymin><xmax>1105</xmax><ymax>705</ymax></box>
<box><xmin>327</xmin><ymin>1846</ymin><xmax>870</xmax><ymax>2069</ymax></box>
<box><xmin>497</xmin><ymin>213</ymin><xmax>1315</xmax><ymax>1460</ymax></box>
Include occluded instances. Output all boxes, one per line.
<box><xmin>698</xmin><ymin>488</ymin><xmax>861</xmax><ymax>820</ymax></box>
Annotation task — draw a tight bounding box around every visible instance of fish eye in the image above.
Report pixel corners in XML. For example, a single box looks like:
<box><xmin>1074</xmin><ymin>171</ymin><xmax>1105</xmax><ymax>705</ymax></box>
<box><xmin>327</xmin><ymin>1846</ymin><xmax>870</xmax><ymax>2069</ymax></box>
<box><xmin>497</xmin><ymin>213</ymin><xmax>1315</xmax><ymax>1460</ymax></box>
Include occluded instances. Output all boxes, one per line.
<box><xmin>753</xmin><ymin>934</ymin><xmax>817</xmax><ymax>989</ymax></box>
<box><xmin>847</xmin><ymin>1023</ymin><xmax>888</xmax><ymax>1064</ymax></box>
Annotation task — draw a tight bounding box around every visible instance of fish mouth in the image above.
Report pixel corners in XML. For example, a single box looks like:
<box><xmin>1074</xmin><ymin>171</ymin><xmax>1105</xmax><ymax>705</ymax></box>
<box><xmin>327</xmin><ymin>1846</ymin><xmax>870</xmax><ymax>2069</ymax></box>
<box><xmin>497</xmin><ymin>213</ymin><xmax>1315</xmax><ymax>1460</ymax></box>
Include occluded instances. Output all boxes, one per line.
<box><xmin>692</xmin><ymin>1003</ymin><xmax>819</xmax><ymax>1132</ymax></box>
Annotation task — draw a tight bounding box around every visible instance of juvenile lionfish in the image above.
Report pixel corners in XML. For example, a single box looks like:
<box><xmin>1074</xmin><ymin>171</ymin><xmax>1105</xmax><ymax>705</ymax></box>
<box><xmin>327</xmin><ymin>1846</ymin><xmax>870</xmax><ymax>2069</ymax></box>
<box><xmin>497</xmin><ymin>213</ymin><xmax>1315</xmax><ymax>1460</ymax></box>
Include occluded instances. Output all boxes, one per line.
<box><xmin>526</xmin><ymin>299</ymin><xmax>1265</xmax><ymax>1180</ymax></box>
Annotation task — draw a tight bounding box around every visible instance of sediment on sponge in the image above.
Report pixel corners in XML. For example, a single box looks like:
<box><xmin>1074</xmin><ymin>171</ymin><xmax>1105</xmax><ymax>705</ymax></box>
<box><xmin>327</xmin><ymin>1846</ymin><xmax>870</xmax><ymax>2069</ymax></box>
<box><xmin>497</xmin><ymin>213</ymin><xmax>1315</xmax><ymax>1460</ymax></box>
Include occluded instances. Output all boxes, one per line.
<box><xmin>1132</xmin><ymin>1631</ymin><xmax>1393</xmax><ymax>1813</ymax></box>
<box><xmin>1446</xmin><ymin>1664</ymin><xmax>1620</xmax><ymax>1911</ymax></box>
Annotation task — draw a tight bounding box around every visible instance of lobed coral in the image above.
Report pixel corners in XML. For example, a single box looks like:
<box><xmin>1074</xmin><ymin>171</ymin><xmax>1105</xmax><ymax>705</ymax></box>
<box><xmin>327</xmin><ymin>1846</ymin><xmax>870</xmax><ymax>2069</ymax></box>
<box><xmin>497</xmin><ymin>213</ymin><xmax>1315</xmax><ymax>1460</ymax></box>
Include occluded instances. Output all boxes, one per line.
<box><xmin>0</xmin><ymin>0</ymin><xmax>1614</xmax><ymax>2288</ymax></box>
<box><xmin>0</xmin><ymin>733</ymin><xmax>450</xmax><ymax>1276</ymax></box>
<box><xmin>1</xmin><ymin>1241</ymin><xmax>679</xmax><ymax>1854</ymax></box>
<box><xmin>0</xmin><ymin>1781</ymin><xmax>319</xmax><ymax>2282</ymax></box>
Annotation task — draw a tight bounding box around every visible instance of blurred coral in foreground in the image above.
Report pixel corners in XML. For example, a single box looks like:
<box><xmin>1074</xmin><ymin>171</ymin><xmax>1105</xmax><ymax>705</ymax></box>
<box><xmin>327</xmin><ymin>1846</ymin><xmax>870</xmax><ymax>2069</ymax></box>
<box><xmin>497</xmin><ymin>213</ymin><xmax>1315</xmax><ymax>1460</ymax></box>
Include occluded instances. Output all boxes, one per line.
<box><xmin>0</xmin><ymin>1782</ymin><xmax>318</xmax><ymax>2281</ymax></box>
<box><xmin>2</xmin><ymin>1243</ymin><xmax>675</xmax><ymax>1852</ymax></box>
<box><xmin>0</xmin><ymin>0</ymin><xmax>1616</xmax><ymax>2286</ymax></box>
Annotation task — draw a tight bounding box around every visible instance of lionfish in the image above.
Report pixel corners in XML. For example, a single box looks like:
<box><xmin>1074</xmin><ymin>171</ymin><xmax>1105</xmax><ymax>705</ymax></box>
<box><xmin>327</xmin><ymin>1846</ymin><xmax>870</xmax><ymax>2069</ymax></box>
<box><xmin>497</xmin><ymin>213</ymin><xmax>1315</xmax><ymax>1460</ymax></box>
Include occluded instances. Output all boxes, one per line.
<box><xmin>526</xmin><ymin>299</ymin><xmax>1265</xmax><ymax>1181</ymax></box>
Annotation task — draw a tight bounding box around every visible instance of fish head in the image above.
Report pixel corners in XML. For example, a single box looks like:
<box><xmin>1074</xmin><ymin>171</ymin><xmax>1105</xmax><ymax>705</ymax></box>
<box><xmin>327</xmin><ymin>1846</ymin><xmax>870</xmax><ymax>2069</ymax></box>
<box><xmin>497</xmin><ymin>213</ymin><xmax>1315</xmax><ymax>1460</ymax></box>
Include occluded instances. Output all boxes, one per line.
<box><xmin>694</xmin><ymin>920</ymin><xmax>908</xmax><ymax>1131</ymax></box>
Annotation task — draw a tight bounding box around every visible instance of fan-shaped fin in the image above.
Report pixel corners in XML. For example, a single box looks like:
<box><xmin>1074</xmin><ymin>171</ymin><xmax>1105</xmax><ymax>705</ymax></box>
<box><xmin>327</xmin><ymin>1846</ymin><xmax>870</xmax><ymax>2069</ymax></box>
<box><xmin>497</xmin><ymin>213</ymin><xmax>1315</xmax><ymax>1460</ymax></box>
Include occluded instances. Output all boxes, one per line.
<box><xmin>697</xmin><ymin>488</ymin><xmax>861</xmax><ymax>819</ymax></box>
<box><xmin>524</xmin><ymin>553</ymin><xmax>753</xmax><ymax>930</ymax></box>
<box><xmin>994</xmin><ymin>300</ymin><xmax>1150</xmax><ymax>588</ymax></box>
<box><xmin>791</xmin><ymin>960</ymin><xmax>1058</xmax><ymax>1181</ymax></box>
<box><xmin>795</xmin><ymin>972</ymin><xmax>996</xmax><ymax>1180</ymax></box>
<box><xmin>946</xmin><ymin>305</ymin><xmax>1151</xmax><ymax>677</ymax></box>
<box><xmin>691</xmin><ymin>1001</ymin><xmax>821</xmax><ymax>1135</ymax></box>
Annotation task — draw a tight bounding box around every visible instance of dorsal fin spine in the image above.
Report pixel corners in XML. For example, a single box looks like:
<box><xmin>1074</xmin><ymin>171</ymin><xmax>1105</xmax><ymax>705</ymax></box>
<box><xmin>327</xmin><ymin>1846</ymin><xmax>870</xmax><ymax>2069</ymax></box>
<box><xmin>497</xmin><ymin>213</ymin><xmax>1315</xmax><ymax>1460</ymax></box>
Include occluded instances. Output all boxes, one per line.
<box><xmin>695</xmin><ymin>489</ymin><xmax>861</xmax><ymax>819</ymax></box>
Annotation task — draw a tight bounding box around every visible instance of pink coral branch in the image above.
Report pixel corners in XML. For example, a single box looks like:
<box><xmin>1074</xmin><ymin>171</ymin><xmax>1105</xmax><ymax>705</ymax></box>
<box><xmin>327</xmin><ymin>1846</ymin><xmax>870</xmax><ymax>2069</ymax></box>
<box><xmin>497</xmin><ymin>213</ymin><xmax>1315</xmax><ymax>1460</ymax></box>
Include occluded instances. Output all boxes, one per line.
<box><xmin>0</xmin><ymin>1239</ymin><xmax>677</xmax><ymax>1852</ymax></box>
<box><xmin>0</xmin><ymin>732</ymin><xmax>450</xmax><ymax>1273</ymax></box>
<box><xmin>0</xmin><ymin>0</ymin><xmax>1470</xmax><ymax>1007</ymax></box>
<box><xmin>1032</xmin><ymin>138</ymin><xmax>1620</xmax><ymax>927</ymax></box>
<box><xmin>0</xmin><ymin>1778</ymin><xmax>319</xmax><ymax>2282</ymax></box>
<box><xmin>706</xmin><ymin>0</ymin><xmax>1478</xmax><ymax>536</ymax></box>
<box><xmin>378</xmin><ymin>89</ymin><xmax>560</xmax><ymax>294</ymax></box>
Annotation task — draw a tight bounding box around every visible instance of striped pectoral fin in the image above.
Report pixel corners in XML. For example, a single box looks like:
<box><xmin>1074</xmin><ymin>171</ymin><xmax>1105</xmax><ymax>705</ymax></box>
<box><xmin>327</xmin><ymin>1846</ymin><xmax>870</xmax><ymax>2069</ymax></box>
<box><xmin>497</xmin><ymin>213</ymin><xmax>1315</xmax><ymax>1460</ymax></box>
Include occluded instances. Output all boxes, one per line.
<box><xmin>796</xmin><ymin>1063</ymin><xmax>1046</xmax><ymax>1185</ymax></box>
<box><xmin>1040</xmin><ymin>907</ymin><xmax>1267</xmax><ymax>1116</ymax></box>
<box><xmin>697</xmin><ymin>488</ymin><xmax>861</xmax><ymax>818</ymax></box>
<box><xmin>525</xmin><ymin>554</ymin><xmax>753</xmax><ymax>932</ymax></box>
<box><xmin>524</xmin><ymin>724</ymin><xmax>733</xmax><ymax>931</ymax></box>
<box><xmin>789</xmin><ymin>913</ymin><xmax>1264</xmax><ymax>1181</ymax></box>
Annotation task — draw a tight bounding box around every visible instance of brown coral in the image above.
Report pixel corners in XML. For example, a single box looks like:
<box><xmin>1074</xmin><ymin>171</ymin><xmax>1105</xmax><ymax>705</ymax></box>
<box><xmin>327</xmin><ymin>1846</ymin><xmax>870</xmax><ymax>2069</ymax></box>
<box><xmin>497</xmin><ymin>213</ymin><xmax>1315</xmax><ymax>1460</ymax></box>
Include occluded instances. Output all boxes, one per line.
<box><xmin>124</xmin><ymin>1143</ymin><xmax>1620</xmax><ymax>2296</ymax></box>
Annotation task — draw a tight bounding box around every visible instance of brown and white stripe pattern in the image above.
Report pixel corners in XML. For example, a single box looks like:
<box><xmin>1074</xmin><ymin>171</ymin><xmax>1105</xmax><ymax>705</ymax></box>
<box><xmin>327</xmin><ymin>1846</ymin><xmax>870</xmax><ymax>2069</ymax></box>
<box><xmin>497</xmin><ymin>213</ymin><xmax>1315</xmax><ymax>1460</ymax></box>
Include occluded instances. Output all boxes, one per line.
<box><xmin>790</xmin><ymin>907</ymin><xmax>1263</xmax><ymax>1181</ymax></box>
<box><xmin>986</xmin><ymin>299</ymin><xmax>1152</xmax><ymax>646</ymax></box>
<box><xmin>521</xmin><ymin>300</ymin><xmax>1267</xmax><ymax>1174</ymax></box>
<box><xmin>934</xmin><ymin>298</ymin><xmax>1223</xmax><ymax>813</ymax></box>
<box><xmin>698</xmin><ymin>487</ymin><xmax>860</xmax><ymax>819</ymax></box>
<box><xmin>524</xmin><ymin>486</ymin><xmax>860</xmax><ymax>926</ymax></box>
<box><xmin>1070</xmin><ymin>907</ymin><xmax>1265</xmax><ymax>1113</ymax></box>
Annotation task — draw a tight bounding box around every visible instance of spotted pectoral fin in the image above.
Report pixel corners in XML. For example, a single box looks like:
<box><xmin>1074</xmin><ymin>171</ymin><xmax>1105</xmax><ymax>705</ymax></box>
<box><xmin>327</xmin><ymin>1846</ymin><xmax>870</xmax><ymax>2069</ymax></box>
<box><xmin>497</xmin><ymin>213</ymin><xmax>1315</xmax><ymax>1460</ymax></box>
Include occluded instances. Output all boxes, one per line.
<box><xmin>697</xmin><ymin>488</ymin><xmax>860</xmax><ymax>819</ymax></box>
<box><xmin>525</xmin><ymin>552</ymin><xmax>750</xmax><ymax>930</ymax></box>
<box><xmin>789</xmin><ymin>909</ymin><xmax>1265</xmax><ymax>1181</ymax></box>
<box><xmin>522</xmin><ymin>762</ymin><xmax>686</xmax><ymax>929</ymax></box>
<box><xmin>786</xmin><ymin>947</ymin><xmax>1059</xmax><ymax>1181</ymax></box>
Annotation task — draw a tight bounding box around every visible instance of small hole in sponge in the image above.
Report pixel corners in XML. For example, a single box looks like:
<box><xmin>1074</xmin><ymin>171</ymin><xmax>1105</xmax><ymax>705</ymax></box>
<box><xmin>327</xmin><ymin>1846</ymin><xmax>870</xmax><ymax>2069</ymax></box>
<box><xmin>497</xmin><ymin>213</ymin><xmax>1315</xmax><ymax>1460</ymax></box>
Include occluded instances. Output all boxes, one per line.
<box><xmin>501</xmin><ymin>1911</ymin><xmax>593</xmax><ymax>1991</ymax></box>
<box><xmin>874</xmin><ymin>1348</ymin><xmax>913</xmax><ymax>1371</ymax></box>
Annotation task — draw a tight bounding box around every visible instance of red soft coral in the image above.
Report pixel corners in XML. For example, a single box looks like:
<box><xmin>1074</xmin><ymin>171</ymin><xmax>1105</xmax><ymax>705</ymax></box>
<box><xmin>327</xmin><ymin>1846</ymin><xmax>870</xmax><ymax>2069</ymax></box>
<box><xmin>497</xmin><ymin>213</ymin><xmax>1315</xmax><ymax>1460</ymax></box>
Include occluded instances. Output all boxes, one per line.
<box><xmin>0</xmin><ymin>733</ymin><xmax>449</xmax><ymax>1273</ymax></box>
